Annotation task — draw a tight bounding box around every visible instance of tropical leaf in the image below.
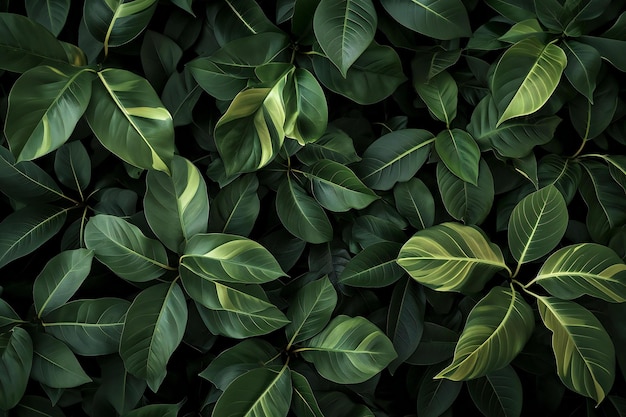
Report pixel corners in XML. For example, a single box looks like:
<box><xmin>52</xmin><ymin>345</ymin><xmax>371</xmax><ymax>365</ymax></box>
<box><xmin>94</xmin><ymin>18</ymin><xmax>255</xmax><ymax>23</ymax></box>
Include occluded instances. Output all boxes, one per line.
<box><xmin>140</xmin><ymin>30</ymin><xmax>183</xmax><ymax>91</ymax></box>
<box><xmin>379</xmin><ymin>0</ymin><xmax>471</xmax><ymax>39</ymax></box>
<box><xmin>537</xmin><ymin>155</ymin><xmax>581</xmax><ymax>204</ymax></box>
<box><xmin>13</xmin><ymin>395</ymin><xmax>66</xmax><ymax>417</ymax></box>
<box><xmin>569</xmin><ymin>75</ymin><xmax>619</xmax><ymax>141</ymax></box>
<box><xmin>0</xmin><ymin>300</ymin><xmax>24</xmax><ymax>333</ymax></box>
<box><xmin>397</xmin><ymin>222</ymin><xmax>509</xmax><ymax>293</ymax></box>
<box><xmin>498</xmin><ymin>19</ymin><xmax>546</xmax><ymax>44</ymax></box>
<box><xmin>54</xmin><ymin>141</ymin><xmax>91</xmax><ymax>193</ymax></box>
<box><xmin>414</xmin><ymin>71</ymin><xmax>458</xmax><ymax>125</ymax></box>
<box><xmin>286</xmin><ymin>276</ymin><xmax>337</xmax><ymax>346</ymax></box>
<box><xmin>538</xmin><ymin>296</ymin><xmax>615</xmax><ymax>404</ymax></box>
<box><xmin>213</xmin><ymin>0</ymin><xmax>281</xmax><ymax>45</ymax></box>
<box><xmin>417</xmin><ymin>365</ymin><xmax>462</xmax><ymax>417</ymax></box>
<box><xmin>393</xmin><ymin>178</ymin><xmax>435</xmax><ymax>230</ymax></box>
<box><xmin>467</xmin><ymin>365</ymin><xmax>523</xmax><ymax>417</ymax></box>
<box><xmin>283</xmin><ymin>68</ymin><xmax>328</xmax><ymax>145</ymax></box>
<box><xmin>209</xmin><ymin>174</ymin><xmax>260</xmax><ymax>236</ymax></box>
<box><xmin>0</xmin><ymin>327</ymin><xmax>32</xmax><ymax>411</ymax></box>
<box><xmin>30</xmin><ymin>332</ymin><xmax>91</xmax><ymax>389</ymax></box>
<box><xmin>562</xmin><ymin>40</ymin><xmax>601</xmax><ymax>102</ymax></box>
<box><xmin>435</xmin><ymin>129</ymin><xmax>481</xmax><ymax>185</ymax></box>
<box><xmin>436</xmin><ymin>286</ymin><xmax>534</xmax><ymax>380</ymax></box>
<box><xmin>484</xmin><ymin>0</ymin><xmax>535</xmax><ymax>21</ymax></box>
<box><xmin>339</xmin><ymin>242</ymin><xmax>404</xmax><ymax>287</ymax></box>
<box><xmin>24</xmin><ymin>0</ymin><xmax>69</xmax><ymax>36</ymax></box>
<box><xmin>296</xmin><ymin>126</ymin><xmax>361</xmax><ymax>165</ymax></box>
<box><xmin>99</xmin><ymin>356</ymin><xmax>147</xmax><ymax>415</ymax></box>
<box><xmin>290</xmin><ymin>370</ymin><xmax>324</xmax><ymax>417</ymax></box>
<box><xmin>123</xmin><ymin>403</ymin><xmax>182</xmax><ymax>417</ymax></box>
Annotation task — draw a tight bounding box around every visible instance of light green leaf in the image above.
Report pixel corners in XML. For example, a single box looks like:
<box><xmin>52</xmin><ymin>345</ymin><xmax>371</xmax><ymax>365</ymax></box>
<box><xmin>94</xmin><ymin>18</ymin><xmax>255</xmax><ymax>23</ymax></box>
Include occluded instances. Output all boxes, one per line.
<box><xmin>209</xmin><ymin>174</ymin><xmax>260</xmax><ymax>236</ymax></box>
<box><xmin>563</xmin><ymin>40</ymin><xmax>601</xmax><ymax>102</ymax></box>
<box><xmin>414</xmin><ymin>71</ymin><xmax>457</xmax><ymax>125</ymax></box>
<box><xmin>436</xmin><ymin>286</ymin><xmax>534</xmax><ymax>380</ymax></box>
<box><xmin>435</xmin><ymin>129</ymin><xmax>480</xmax><ymax>185</ymax></box>
<box><xmin>397</xmin><ymin>222</ymin><xmax>509</xmax><ymax>293</ymax></box>
<box><xmin>393</xmin><ymin>178</ymin><xmax>435</xmax><ymax>230</ymax></box>
<box><xmin>290</xmin><ymin>370</ymin><xmax>324</xmax><ymax>417</ymax></box>
<box><xmin>25</xmin><ymin>0</ymin><xmax>69</xmax><ymax>36</ymax></box>
<box><xmin>492</xmin><ymin>38</ymin><xmax>567</xmax><ymax>125</ymax></box>
<box><xmin>380</xmin><ymin>0</ymin><xmax>471</xmax><ymax>39</ymax></box>
<box><xmin>144</xmin><ymin>155</ymin><xmax>209</xmax><ymax>253</ymax></box>
<box><xmin>85</xmin><ymin>68</ymin><xmax>174</xmax><ymax>173</ymax></box>
<box><xmin>313</xmin><ymin>0</ymin><xmax>377</xmax><ymax>76</ymax></box>
<box><xmin>0</xmin><ymin>328</ymin><xmax>32</xmax><ymax>411</ymax></box>
<box><xmin>54</xmin><ymin>141</ymin><xmax>91</xmax><ymax>192</ymax></box>
<box><xmin>538</xmin><ymin>296</ymin><xmax>615</xmax><ymax>404</ymax></box>
<box><xmin>212</xmin><ymin>366</ymin><xmax>292</xmax><ymax>417</ymax></box>
<box><xmin>120</xmin><ymin>281</ymin><xmax>187</xmax><ymax>392</ymax></box>
<box><xmin>33</xmin><ymin>249</ymin><xmax>94</xmax><ymax>318</ymax></box>
<box><xmin>339</xmin><ymin>242</ymin><xmax>404</xmax><ymax>288</ymax></box>
<box><xmin>417</xmin><ymin>365</ymin><xmax>462</xmax><ymax>417</ymax></box>
<box><xmin>283</xmin><ymin>68</ymin><xmax>328</xmax><ymax>145</ymax></box>
<box><xmin>467</xmin><ymin>365</ymin><xmax>523</xmax><ymax>417</ymax></box>
<box><xmin>84</xmin><ymin>215</ymin><xmax>171</xmax><ymax>282</ymax></box>
<box><xmin>301</xmin><ymin>315</ymin><xmax>397</xmax><ymax>384</ymax></box>
<box><xmin>31</xmin><ymin>332</ymin><xmax>91</xmax><ymax>388</ymax></box>
<box><xmin>286</xmin><ymin>276</ymin><xmax>337</xmax><ymax>346</ymax></box>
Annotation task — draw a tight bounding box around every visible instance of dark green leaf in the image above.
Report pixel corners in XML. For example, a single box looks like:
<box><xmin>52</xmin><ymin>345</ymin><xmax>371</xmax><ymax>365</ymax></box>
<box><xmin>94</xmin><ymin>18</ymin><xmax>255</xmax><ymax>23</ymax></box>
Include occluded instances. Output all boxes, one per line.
<box><xmin>25</xmin><ymin>0</ymin><xmax>70</xmax><ymax>36</ymax></box>
<box><xmin>569</xmin><ymin>75</ymin><xmax>618</xmax><ymax>141</ymax></box>
<box><xmin>99</xmin><ymin>355</ymin><xmax>146</xmax><ymax>415</ymax></box>
<box><xmin>209</xmin><ymin>174</ymin><xmax>260</xmax><ymax>236</ymax></box>
<box><xmin>435</xmin><ymin>129</ymin><xmax>481</xmax><ymax>185</ymax></box>
<box><xmin>538</xmin><ymin>155</ymin><xmax>582</xmax><ymax>204</ymax></box>
<box><xmin>407</xmin><ymin>322</ymin><xmax>458</xmax><ymax>365</ymax></box>
<box><xmin>213</xmin><ymin>0</ymin><xmax>281</xmax><ymax>45</ymax></box>
<box><xmin>414</xmin><ymin>71</ymin><xmax>458</xmax><ymax>125</ymax></box>
<box><xmin>0</xmin><ymin>300</ymin><xmax>24</xmax><ymax>333</ymax></box>
<box><xmin>54</xmin><ymin>141</ymin><xmax>91</xmax><ymax>192</ymax></box>
<box><xmin>141</xmin><ymin>30</ymin><xmax>183</xmax><ymax>92</ymax></box>
<box><xmin>296</xmin><ymin>126</ymin><xmax>360</xmax><ymax>165</ymax></box>
<box><xmin>122</xmin><ymin>403</ymin><xmax>181</xmax><ymax>417</ymax></box>
<box><xmin>417</xmin><ymin>365</ymin><xmax>462</xmax><ymax>417</ymax></box>
<box><xmin>30</xmin><ymin>333</ymin><xmax>91</xmax><ymax>388</ymax></box>
<box><xmin>484</xmin><ymin>0</ymin><xmax>535</xmax><ymax>21</ymax></box>
<box><xmin>290</xmin><ymin>370</ymin><xmax>324</xmax><ymax>417</ymax></box>
<box><xmin>393</xmin><ymin>178</ymin><xmax>436</xmax><ymax>230</ymax></box>
<box><xmin>286</xmin><ymin>276</ymin><xmax>337</xmax><ymax>345</ymax></box>
<box><xmin>467</xmin><ymin>365</ymin><xmax>523</xmax><ymax>417</ymax></box>
<box><xmin>563</xmin><ymin>40</ymin><xmax>601</xmax><ymax>102</ymax></box>
<box><xmin>14</xmin><ymin>395</ymin><xmax>65</xmax><ymax>417</ymax></box>
<box><xmin>0</xmin><ymin>328</ymin><xmax>32</xmax><ymax>410</ymax></box>
<box><xmin>380</xmin><ymin>0</ymin><xmax>471</xmax><ymax>39</ymax></box>
<box><xmin>339</xmin><ymin>242</ymin><xmax>404</xmax><ymax>288</ymax></box>
<box><xmin>283</xmin><ymin>68</ymin><xmax>328</xmax><ymax>144</ymax></box>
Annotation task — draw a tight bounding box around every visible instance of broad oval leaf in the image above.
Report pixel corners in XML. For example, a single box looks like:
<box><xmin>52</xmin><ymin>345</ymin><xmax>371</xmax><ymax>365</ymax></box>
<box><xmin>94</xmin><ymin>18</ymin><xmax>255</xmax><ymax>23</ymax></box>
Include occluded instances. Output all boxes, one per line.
<box><xmin>84</xmin><ymin>215</ymin><xmax>171</xmax><ymax>282</ymax></box>
<box><xmin>85</xmin><ymin>68</ymin><xmax>174</xmax><ymax>173</ymax></box>
<box><xmin>313</xmin><ymin>0</ymin><xmax>377</xmax><ymax>76</ymax></box>
<box><xmin>538</xmin><ymin>297</ymin><xmax>615</xmax><ymax>404</ymax></box>
<box><xmin>283</xmin><ymin>68</ymin><xmax>328</xmax><ymax>145</ymax></box>
<box><xmin>393</xmin><ymin>178</ymin><xmax>435</xmax><ymax>230</ymax></box>
<box><xmin>209</xmin><ymin>174</ymin><xmax>260</xmax><ymax>236</ymax></box>
<box><xmin>507</xmin><ymin>184</ymin><xmax>568</xmax><ymax>265</ymax></box>
<box><xmin>531</xmin><ymin>243</ymin><xmax>626</xmax><ymax>303</ymax></box>
<box><xmin>407</xmin><ymin>322</ymin><xmax>458</xmax><ymax>366</ymax></box>
<box><xmin>414</xmin><ymin>71</ymin><xmax>458</xmax><ymax>125</ymax></box>
<box><xmin>339</xmin><ymin>242</ymin><xmax>404</xmax><ymax>288</ymax></box>
<box><xmin>435</xmin><ymin>129</ymin><xmax>481</xmax><ymax>185</ymax></box>
<box><xmin>0</xmin><ymin>327</ymin><xmax>32</xmax><ymax>410</ymax></box>
<box><xmin>467</xmin><ymin>365</ymin><xmax>523</xmax><ymax>417</ymax></box>
<box><xmin>30</xmin><ymin>332</ymin><xmax>91</xmax><ymax>389</ymax></box>
<box><xmin>54</xmin><ymin>141</ymin><xmax>91</xmax><ymax>192</ymax></box>
<box><xmin>301</xmin><ymin>315</ymin><xmax>397</xmax><ymax>384</ymax></box>
<box><xmin>417</xmin><ymin>365</ymin><xmax>462</xmax><ymax>417</ymax></box>
<box><xmin>492</xmin><ymin>38</ymin><xmax>567</xmax><ymax>125</ymax></box>
<box><xmin>212</xmin><ymin>366</ymin><xmax>292</xmax><ymax>417</ymax></box>
<box><xmin>33</xmin><ymin>248</ymin><xmax>94</xmax><ymax>318</ymax></box>
<box><xmin>42</xmin><ymin>298</ymin><xmax>130</xmax><ymax>356</ymax></box>
<box><xmin>569</xmin><ymin>75</ymin><xmax>619</xmax><ymax>141</ymax></box>
<box><xmin>120</xmin><ymin>281</ymin><xmax>188</xmax><ymax>392</ymax></box>
<box><xmin>25</xmin><ymin>0</ymin><xmax>70</xmax><ymax>36</ymax></box>
<box><xmin>436</xmin><ymin>286</ymin><xmax>534</xmax><ymax>380</ymax></box>
<box><xmin>380</xmin><ymin>0</ymin><xmax>471</xmax><ymax>39</ymax></box>
<box><xmin>286</xmin><ymin>276</ymin><xmax>337</xmax><ymax>346</ymax></box>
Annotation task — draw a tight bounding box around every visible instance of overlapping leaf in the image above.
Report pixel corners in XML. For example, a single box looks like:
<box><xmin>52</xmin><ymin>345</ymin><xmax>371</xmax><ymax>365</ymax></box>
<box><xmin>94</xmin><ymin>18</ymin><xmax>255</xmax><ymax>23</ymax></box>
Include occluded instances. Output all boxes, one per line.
<box><xmin>0</xmin><ymin>328</ymin><xmax>32</xmax><ymax>411</ymax></box>
<box><xmin>393</xmin><ymin>178</ymin><xmax>435</xmax><ymax>230</ymax></box>
<box><xmin>339</xmin><ymin>242</ymin><xmax>404</xmax><ymax>287</ymax></box>
<box><xmin>30</xmin><ymin>332</ymin><xmax>91</xmax><ymax>389</ymax></box>
<box><xmin>286</xmin><ymin>277</ymin><xmax>337</xmax><ymax>346</ymax></box>
<box><xmin>209</xmin><ymin>174</ymin><xmax>260</xmax><ymax>236</ymax></box>
<box><xmin>380</xmin><ymin>0</ymin><xmax>471</xmax><ymax>39</ymax></box>
<box><xmin>435</xmin><ymin>129</ymin><xmax>480</xmax><ymax>185</ymax></box>
<box><xmin>467</xmin><ymin>365</ymin><xmax>523</xmax><ymax>417</ymax></box>
<box><xmin>414</xmin><ymin>71</ymin><xmax>457</xmax><ymax>125</ymax></box>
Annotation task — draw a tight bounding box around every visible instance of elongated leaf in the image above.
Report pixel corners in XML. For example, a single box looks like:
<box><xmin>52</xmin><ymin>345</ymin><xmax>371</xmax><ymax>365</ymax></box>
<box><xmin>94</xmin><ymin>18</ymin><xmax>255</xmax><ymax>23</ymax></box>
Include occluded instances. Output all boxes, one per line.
<box><xmin>415</xmin><ymin>71</ymin><xmax>458</xmax><ymax>125</ymax></box>
<box><xmin>286</xmin><ymin>276</ymin><xmax>337</xmax><ymax>346</ymax></box>
<box><xmin>276</xmin><ymin>176</ymin><xmax>333</xmax><ymax>244</ymax></box>
<box><xmin>436</xmin><ymin>286</ymin><xmax>534</xmax><ymax>380</ymax></box>
<box><xmin>120</xmin><ymin>281</ymin><xmax>187</xmax><ymax>392</ymax></box>
<box><xmin>563</xmin><ymin>40</ymin><xmax>601</xmax><ymax>102</ymax></box>
<box><xmin>100</xmin><ymin>355</ymin><xmax>146</xmax><ymax>415</ymax></box>
<box><xmin>393</xmin><ymin>178</ymin><xmax>435</xmax><ymax>230</ymax></box>
<box><xmin>85</xmin><ymin>68</ymin><xmax>174</xmax><ymax>173</ymax></box>
<box><xmin>435</xmin><ymin>129</ymin><xmax>480</xmax><ymax>185</ymax></box>
<box><xmin>531</xmin><ymin>243</ymin><xmax>626</xmax><ymax>303</ymax></box>
<box><xmin>579</xmin><ymin>35</ymin><xmax>626</xmax><ymax>72</ymax></box>
<box><xmin>212</xmin><ymin>366</ymin><xmax>292</xmax><ymax>417</ymax></box>
<box><xmin>417</xmin><ymin>365</ymin><xmax>462</xmax><ymax>417</ymax></box>
<box><xmin>0</xmin><ymin>205</ymin><xmax>67</xmax><ymax>269</ymax></box>
<box><xmin>508</xmin><ymin>185</ymin><xmax>568</xmax><ymax>265</ymax></box>
<box><xmin>209</xmin><ymin>174</ymin><xmax>260</xmax><ymax>236</ymax></box>
<box><xmin>355</xmin><ymin>129</ymin><xmax>434</xmax><ymax>191</ymax></box>
<box><xmin>144</xmin><ymin>155</ymin><xmax>209</xmax><ymax>253</ymax></box>
<box><xmin>380</xmin><ymin>0</ymin><xmax>471</xmax><ymax>39</ymax></box>
<box><xmin>492</xmin><ymin>38</ymin><xmax>567</xmax><ymax>125</ymax></box>
<box><xmin>397</xmin><ymin>222</ymin><xmax>509</xmax><ymax>293</ymax></box>
<box><xmin>283</xmin><ymin>68</ymin><xmax>328</xmax><ymax>145</ymax></box>
<box><xmin>301</xmin><ymin>315</ymin><xmax>397</xmax><ymax>384</ymax></box>
<box><xmin>0</xmin><ymin>327</ymin><xmax>32</xmax><ymax>410</ymax></box>
<box><xmin>290</xmin><ymin>370</ymin><xmax>324</xmax><ymax>417</ymax></box>
<box><xmin>31</xmin><ymin>333</ymin><xmax>91</xmax><ymax>388</ymax></box>
<box><xmin>538</xmin><ymin>297</ymin><xmax>615</xmax><ymax>404</ymax></box>
<box><xmin>84</xmin><ymin>215</ymin><xmax>170</xmax><ymax>282</ymax></box>
<box><xmin>313</xmin><ymin>0</ymin><xmax>377</xmax><ymax>76</ymax></box>
<box><xmin>42</xmin><ymin>298</ymin><xmax>130</xmax><ymax>356</ymax></box>
<box><xmin>33</xmin><ymin>249</ymin><xmax>94</xmax><ymax>318</ymax></box>
<box><xmin>467</xmin><ymin>365</ymin><xmax>523</xmax><ymax>417</ymax></box>
<box><xmin>339</xmin><ymin>242</ymin><xmax>404</xmax><ymax>287</ymax></box>
<box><xmin>54</xmin><ymin>141</ymin><xmax>91</xmax><ymax>192</ymax></box>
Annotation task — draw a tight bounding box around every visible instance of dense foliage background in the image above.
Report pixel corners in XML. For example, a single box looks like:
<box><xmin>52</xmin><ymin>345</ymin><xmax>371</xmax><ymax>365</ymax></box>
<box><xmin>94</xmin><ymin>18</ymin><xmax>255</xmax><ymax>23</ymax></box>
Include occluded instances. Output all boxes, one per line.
<box><xmin>2</xmin><ymin>0</ymin><xmax>626</xmax><ymax>416</ymax></box>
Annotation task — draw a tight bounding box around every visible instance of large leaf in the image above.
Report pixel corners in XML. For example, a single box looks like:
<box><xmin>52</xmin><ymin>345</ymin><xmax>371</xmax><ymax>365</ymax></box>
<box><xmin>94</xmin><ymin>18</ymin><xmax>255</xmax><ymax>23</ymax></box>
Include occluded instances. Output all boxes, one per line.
<box><xmin>300</xmin><ymin>315</ymin><xmax>397</xmax><ymax>384</ymax></box>
<box><xmin>212</xmin><ymin>366</ymin><xmax>292</xmax><ymax>417</ymax></box>
<box><xmin>393</xmin><ymin>178</ymin><xmax>435</xmax><ymax>230</ymax></box>
<box><xmin>140</xmin><ymin>30</ymin><xmax>183</xmax><ymax>92</ymax></box>
<box><xmin>466</xmin><ymin>365</ymin><xmax>523</xmax><ymax>417</ymax></box>
<box><xmin>417</xmin><ymin>365</ymin><xmax>462</xmax><ymax>417</ymax></box>
<box><xmin>339</xmin><ymin>242</ymin><xmax>404</xmax><ymax>287</ymax></box>
<box><xmin>85</xmin><ymin>68</ymin><xmax>174</xmax><ymax>173</ymax></box>
<box><xmin>144</xmin><ymin>155</ymin><xmax>209</xmax><ymax>253</ymax></box>
<box><xmin>33</xmin><ymin>249</ymin><xmax>94</xmax><ymax>318</ymax></box>
<box><xmin>0</xmin><ymin>327</ymin><xmax>32</xmax><ymax>411</ymax></box>
<box><xmin>84</xmin><ymin>215</ymin><xmax>171</xmax><ymax>282</ymax></box>
<box><xmin>562</xmin><ymin>40</ymin><xmax>601</xmax><ymax>102</ymax></box>
<box><xmin>436</xmin><ymin>286</ymin><xmax>534</xmax><ymax>380</ymax></box>
<box><xmin>30</xmin><ymin>332</ymin><xmax>91</xmax><ymax>389</ymax></box>
<box><xmin>283</xmin><ymin>68</ymin><xmax>328</xmax><ymax>145</ymax></box>
<box><xmin>414</xmin><ymin>71</ymin><xmax>458</xmax><ymax>125</ymax></box>
<box><xmin>313</xmin><ymin>0</ymin><xmax>377</xmax><ymax>76</ymax></box>
<box><xmin>435</xmin><ymin>129</ymin><xmax>480</xmax><ymax>185</ymax></box>
<box><xmin>397</xmin><ymin>222</ymin><xmax>509</xmax><ymax>293</ymax></box>
<box><xmin>119</xmin><ymin>281</ymin><xmax>188</xmax><ymax>392</ymax></box>
<box><xmin>492</xmin><ymin>38</ymin><xmax>567</xmax><ymax>125</ymax></box>
<box><xmin>380</xmin><ymin>0</ymin><xmax>471</xmax><ymax>39</ymax></box>
<box><xmin>355</xmin><ymin>129</ymin><xmax>434</xmax><ymax>191</ymax></box>
<box><xmin>507</xmin><ymin>184</ymin><xmax>568</xmax><ymax>265</ymax></box>
<box><xmin>0</xmin><ymin>205</ymin><xmax>67</xmax><ymax>269</ymax></box>
<box><xmin>25</xmin><ymin>0</ymin><xmax>70</xmax><ymax>36</ymax></box>
<box><xmin>209</xmin><ymin>174</ymin><xmax>260</xmax><ymax>236</ymax></box>
<box><xmin>538</xmin><ymin>296</ymin><xmax>615</xmax><ymax>404</ymax></box>
<box><xmin>530</xmin><ymin>243</ymin><xmax>626</xmax><ymax>303</ymax></box>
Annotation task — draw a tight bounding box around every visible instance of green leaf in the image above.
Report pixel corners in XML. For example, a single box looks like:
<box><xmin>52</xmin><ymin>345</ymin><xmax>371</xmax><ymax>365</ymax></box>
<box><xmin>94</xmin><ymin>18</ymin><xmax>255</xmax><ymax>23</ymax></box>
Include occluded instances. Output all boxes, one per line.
<box><xmin>467</xmin><ymin>365</ymin><xmax>523</xmax><ymax>417</ymax></box>
<box><xmin>538</xmin><ymin>155</ymin><xmax>581</xmax><ymax>204</ymax></box>
<box><xmin>414</xmin><ymin>71</ymin><xmax>458</xmax><ymax>125</ymax></box>
<box><xmin>33</xmin><ymin>249</ymin><xmax>94</xmax><ymax>318</ymax></box>
<box><xmin>120</xmin><ymin>281</ymin><xmax>188</xmax><ymax>392</ymax></box>
<box><xmin>301</xmin><ymin>315</ymin><xmax>397</xmax><ymax>384</ymax></box>
<box><xmin>283</xmin><ymin>68</ymin><xmax>328</xmax><ymax>145</ymax></box>
<box><xmin>437</xmin><ymin>159</ymin><xmax>494</xmax><ymax>225</ymax></box>
<box><xmin>30</xmin><ymin>332</ymin><xmax>91</xmax><ymax>388</ymax></box>
<box><xmin>213</xmin><ymin>0</ymin><xmax>281</xmax><ymax>45</ymax></box>
<box><xmin>492</xmin><ymin>38</ymin><xmax>567</xmax><ymax>125</ymax></box>
<box><xmin>162</xmin><ymin>70</ymin><xmax>202</xmax><ymax>127</ymax></box>
<box><xmin>507</xmin><ymin>184</ymin><xmax>568</xmax><ymax>265</ymax></box>
<box><xmin>85</xmin><ymin>68</ymin><xmax>174</xmax><ymax>173</ymax></box>
<box><xmin>562</xmin><ymin>40</ymin><xmax>601</xmax><ymax>102</ymax></box>
<box><xmin>380</xmin><ymin>0</ymin><xmax>471</xmax><ymax>39</ymax></box>
<box><xmin>569</xmin><ymin>75</ymin><xmax>618</xmax><ymax>141</ymax></box>
<box><xmin>99</xmin><ymin>355</ymin><xmax>146</xmax><ymax>415</ymax></box>
<box><xmin>0</xmin><ymin>300</ymin><xmax>24</xmax><ymax>333</ymax></box>
<box><xmin>140</xmin><ymin>30</ymin><xmax>183</xmax><ymax>92</ymax></box>
<box><xmin>397</xmin><ymin>222</ymin><xmax>509</xmax><ymax>293</ymax></box>
<box><xmin>498</xmin><ymin>19</ymin><xmax>546</xmax><ymax>44</ymax></box>
<box><xmin>352</xmin><ymin>215</ymin><xmax>406</xmax><ymax>247</ymax></box>
<box><xmin>5</xmin><ymin>66</ymin><xmax>93</xmax><ymax>162</ymax></box>
<box><xmin>290</xmin><ymin>371</ymin><xmax>324</xmax><ymax>417</ymax></box>
<box><xmin>122</xmin><ymin>403</ymin><xmax>181</xmax><ymax>417</ymax></box>
<box><xmin>0</xmin><ymin>13</ymin><xmax>69</xmax><ymax>73</ymax></box>
<box><xmin>25</xmin><ymin>0</ymin><xmax>69</xmax><ymax>36</ymax></box>
<box><xmin>14</xmin><ymin>395</ymin><xmax>65</xmax><ymax>417</ymax></box>
<box><xmin>393</xmin><ymin>178</ymin><xmax>435</xmax><ymax>230</ymax></box>
<box><xmin>484</xmin><ymin>0</ymin><xmax>535</xmax><ymax>21</ymax></box>
<box><xmin>84</xmin><ymin>215</ymin><xmax>171</xmax><ymax>282</ymax></box>
<box><xmin>296</xmin><ymin>126</ymin><xmax>361</xmax><ymax>165</ymax></box>
<box><xmin>286</xmin><ymin>276</ymin><xmax>337</xmax><ymax>346</ymax></box>
<box><xmin>578</xmin><ymin>35</ymin><xmax>626</xmax><ymax>72</ymax></box>
<box><xmin>313</xmin><ymin>0</ymin><xmax>377</xmax><ymax>76</ymax></box>
<box><xmin>417</xmin><ymin>365</ymin><xmax>462</xmax><ymax>417</ymax></box>
<box><xmin>54</xmin><ymin>141</ymin><xmax>91</xmax><ymax>192</ymax></box>
<box><xmin>276</xmin><ymin>176</ymin><xmax>333</xmax><ymax>244</ymax></box>
<box><xmin>181</xmin><ymin>233</ymin><xmax>285</xmax><ymax>284</ymax></box>
<box><xmin>538</xmin><ymin>296</ymin><xmax>615</xmax><ymax>404</ymax></box>
<box><xmin>0</xmin><ymin>205</ymin><xmax>67</xmax><ymax>269</ymax></box>
<box><xmin>144</xmin><ymin>155</ymin><xmax>209</xmax><ymax>253</ymax></box>
<box><xmin>436</xmin><ymin>286</ymin><xmax>534</xmax><ymax>380</ymax></box>
<box><xmin>339</xmin><ymin>242</ymin><xmax>404</xmax><ymax>287</ymax></box>
<box><xmin>530</xmin><ymin>243</ymin><xmax>626</xmax><ymax>303</ymax></box>
<box><xmin>435</xmin><ymin>129</ymin><xmax>481</xmax><ymax>185</ymax></box>
<box><xmin>412</xmin><ymin>48</ymin><xmax>462</xmax><ymax>83</ymax></box>
<box><xmin>212</xmin><ymin>366</ymin><xmax>292</xmax><ymax>417</ymax></box>
<box><xmin>0</xmin><ymin>328</ymin><xmax>32</xmax><ymax>411</ymax></box>
<box><xmin>407</xmin><ymin>323</ymin><xmax>458</xmax><ymax>365</ymax></box>
<box><xmin>209</xmin><ymin>174</ymin><xmax>260</xmax><ymax>236</ymax></box>
<box><xmin>42</xmin><ymin>298</ymin><xmax>130</xmax><ymax>356</ymax></box>
<box><xmin>355</xmin><ymin>129</ymin><xmax>434</xmax><ymax>191</ymax></box>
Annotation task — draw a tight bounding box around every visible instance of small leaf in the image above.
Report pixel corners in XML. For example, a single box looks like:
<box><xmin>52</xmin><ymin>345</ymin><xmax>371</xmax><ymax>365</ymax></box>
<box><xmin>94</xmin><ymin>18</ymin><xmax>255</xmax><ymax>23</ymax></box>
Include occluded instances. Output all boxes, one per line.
<box><xmin>467</xmin><ymin>365</ymin><xmax>523</xmax><ymax>417</ymax></box>
<box><xmin>563</xmin><ymin>40</ymin><xmax>601</xmax><ymax>102</ymax></box>
<box><xmin>538</xmin><ymin>155</ymin><xmax>581</xmax><ymax>204</ymax></box>
<box><xmin>122</xmin><ymin>403</ymin><xmax>181</xmax><ymax>417</ymax></box>
<box><xmin>140</xmin><ymin>30</ymin><xmax>183</xmax><ymax>92</ymax></box>
<box><xmin>0</xmin><ymin>300</ymin><xmax>24</xmax><ymax>333</ymax></box>
<box><xmin>209</xmin><ymin>174</ymin><xmax>260</xmax><ymax>236</ymax></box>
<box><xmin>283</xmin><ymin>68</ymin><xmax>328</xmax><ymax>145</ymax></box>
<box><xmin>380</xmin><ymin>0</ymin><xmax>471</xmax><ymax>39</ymax></box>
<box><xmin>30</xmin><ymin>333</ymin><xmax>91</xmax><ymax>388</ymax></box>
<box><xmin>99</xmin><ymin>355</ymin><xmax>146</xmax><ymax>415</ymax></box>
<box><xmin>414</xmin><ymin>71</ymin><xmax>458</xmax><ymax>125</ymax></box>
<box><xmin>393</xmin><ymin>178</ymin><xmax>435</xmax><ymax>230</ymax></box>
<box><xmin>0</xmin><ymin>328</ymin><xmax>32</xmax><ymax>410</ymax></box>
<box><xmin>213</xmin><ymin>0</ymin><xmax>280</xmax><ymax>45</ymax></box>
<box><xmin>339</xmin><ymin>242</ymin><xmax>404</xmax><ymax>288</ymax></box>
<box><xmin>290</xmin><ymin>370</ymin><xmax>324</xmax><ymax>417</ymax></box>
<box><xmin>296</xmin><ymin>126</ymin><xmax>361</xmax><ymax>165</ymax></box>
<box><xmin>435</xmin><ymin>129</ymin><xmax>481</xmax><ymax>185</ymax></box>
<box><xmin>417</xmin><ymin>365</ymin><xmax>462</xmax><ymax>417</ymax></box>
<box><xmin>286</xmin><ymin>276</ymin><xmax>337</xmax><ymax>345</ymax></box>
<box><xmin>54</xmin><ymin>141</ymin><xmax>91</xmax><ymax>192</ymax></box>
<box><xmin>25</xmin><ymin>0</ymin><xmax>69</xmax><ymax>36</ymax></box>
